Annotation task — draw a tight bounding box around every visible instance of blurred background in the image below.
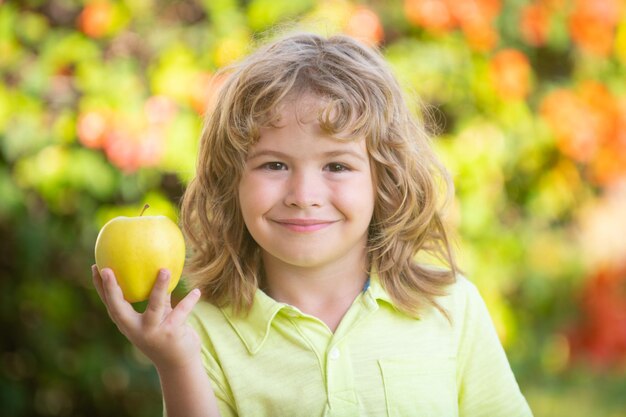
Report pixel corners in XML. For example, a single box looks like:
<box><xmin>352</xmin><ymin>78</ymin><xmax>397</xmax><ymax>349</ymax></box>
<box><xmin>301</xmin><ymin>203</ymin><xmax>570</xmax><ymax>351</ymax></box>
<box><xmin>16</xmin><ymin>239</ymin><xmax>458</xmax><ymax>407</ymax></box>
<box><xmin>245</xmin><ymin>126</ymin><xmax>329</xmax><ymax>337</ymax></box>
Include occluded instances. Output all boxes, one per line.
<box><xmin>1</xmin><ymin>0</ymin><xmax>626</xmax><ymax>415</ymax></box>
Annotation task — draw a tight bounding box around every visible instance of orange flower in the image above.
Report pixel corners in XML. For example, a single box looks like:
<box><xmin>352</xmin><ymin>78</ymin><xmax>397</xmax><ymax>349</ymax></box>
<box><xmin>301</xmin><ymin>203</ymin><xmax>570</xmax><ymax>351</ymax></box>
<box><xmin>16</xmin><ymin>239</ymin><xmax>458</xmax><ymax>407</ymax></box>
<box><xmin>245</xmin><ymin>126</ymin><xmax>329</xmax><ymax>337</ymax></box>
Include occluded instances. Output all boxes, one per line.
<box><xmin>569</xmin><ymin>0</ymin><xmax>622</xmax><ymax>56</ymax></box>
<box><xmin>77</xmin><ymin>111</ymin><xmax>109</xmax><ymax>149</ymax></box>
<box><xmin>579</xmin><ymin>81</ymin><xmax>619</xmax><ymax>141</ymax></box>
<box><xmin>539</xmin><ymin>0</ymin><xmax>567</xmax><ymax>10</ymax></box>
<box><xmin>450</xmin><ymin>0</ymin><xmax>501</xmax><ymax>25</ymax></box>
<box><xmin>404</xmin><ymin>0</ymin><xmax>456</xmax><ymax>32</ymax></box>
<box><xmin>77</xmin><ymin>1</ymin><xmax>113</xmax><ymax>38</ymax></box>
<box><xmin>451</xmin><ymin>0</ymin><xmax>502</xmax><ymax>51</ymax></box>
<box><xmin>345</xmin><ymin>6</ymin><xmax>385</xmax><ymax>45</ymax></box>
<box><xmin>618</xmin><ymin>98</ymin><xmax>626</xmax><ymax>144</ymax></box>
<box><xmin>103</xmin><ymin>125</ymin><xmax>165</xmax><ymax>173</ymax></box>
<box><xmin>404</xmin><ymin>0</ymin><xmax>501</xmax><ymax>50</ymax></box>
<box><xmin>540</xmin><ymin>88</ymin><xmax>598</xmax><ymax>162</ymax></box>
<box><xmin>541</xmin><ymin>81</ymin><xmax>626</xmax><ymax>184</ymax></box>
<box><xmin>489</xmin><ymin>49</ymin><xmax>532</xmax><ymax>100</ymax></box>
<box><xmin>189</xmin><ymin>72</ymin><xmax>230</xmax><ymax>115</ymax></box>
<box><xmin>520</xmin><ymin>3</ymin><xmax>551</xmax><ymax>46</ymax></box>
<box><xmin>144</xmin><ymin>95</ymin><xmax>178</xmax><ymax>125</ymax></box>
<box><xmin>590</xmin><ymin>97</ymin><xmax>626</xmax><ymax>184</ymax></box>
<box><xmin>462</xmin><ymin>21</ymin><xmax>499</xmax><ymax>51</ymax></box>
<box><xmin>591</xmin><ymin>147</ymin><xmax>626</xmax><ymax>185</ymax></box>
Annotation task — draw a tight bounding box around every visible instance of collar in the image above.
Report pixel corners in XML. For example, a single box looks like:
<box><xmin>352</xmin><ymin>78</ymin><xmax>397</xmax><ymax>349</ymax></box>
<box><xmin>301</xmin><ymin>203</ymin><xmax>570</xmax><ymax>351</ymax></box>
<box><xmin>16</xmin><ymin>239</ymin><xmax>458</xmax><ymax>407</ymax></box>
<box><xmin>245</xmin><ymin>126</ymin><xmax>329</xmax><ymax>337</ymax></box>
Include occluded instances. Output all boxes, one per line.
<box><xmin>220</xmin><ymin>272</ymin><xmax>401</xmax><ymax>355</ymax></box>
<box><xmin>221</xmin><ymin>289</ymin><xmax>286</xmax><ymax>355</ymax></box>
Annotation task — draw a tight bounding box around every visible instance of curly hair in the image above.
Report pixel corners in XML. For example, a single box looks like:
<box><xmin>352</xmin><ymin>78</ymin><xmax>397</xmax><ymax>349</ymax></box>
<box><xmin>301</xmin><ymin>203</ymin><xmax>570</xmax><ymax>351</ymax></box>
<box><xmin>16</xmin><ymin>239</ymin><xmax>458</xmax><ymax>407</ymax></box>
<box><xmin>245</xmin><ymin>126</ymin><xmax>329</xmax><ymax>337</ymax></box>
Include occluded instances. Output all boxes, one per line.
<box><xmin>180</xmin><ymin>32</ymin><xmax>458</xmax><ymax>316</ymax></box>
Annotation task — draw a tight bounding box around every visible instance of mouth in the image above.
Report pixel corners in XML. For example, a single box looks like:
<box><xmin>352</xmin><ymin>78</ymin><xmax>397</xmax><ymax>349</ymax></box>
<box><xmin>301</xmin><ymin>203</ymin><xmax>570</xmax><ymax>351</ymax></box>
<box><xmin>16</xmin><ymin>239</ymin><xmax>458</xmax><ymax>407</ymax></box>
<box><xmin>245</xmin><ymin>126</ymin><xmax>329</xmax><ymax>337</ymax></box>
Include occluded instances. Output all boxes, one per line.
<box><xmin>272</xmin><ymin>218</ymin><xmax>337</xmax><ymax>232</ymax></box>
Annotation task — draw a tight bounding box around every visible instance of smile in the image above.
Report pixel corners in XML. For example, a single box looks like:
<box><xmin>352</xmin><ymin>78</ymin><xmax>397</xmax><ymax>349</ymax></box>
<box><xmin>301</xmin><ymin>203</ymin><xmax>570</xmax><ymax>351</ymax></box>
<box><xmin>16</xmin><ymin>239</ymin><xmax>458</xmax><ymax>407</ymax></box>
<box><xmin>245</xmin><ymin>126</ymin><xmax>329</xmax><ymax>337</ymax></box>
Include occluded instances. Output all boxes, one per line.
<box><xmin>272</xmin><ymin>219</ymin><xmax>337</xmax><ymax>233</ymax></box>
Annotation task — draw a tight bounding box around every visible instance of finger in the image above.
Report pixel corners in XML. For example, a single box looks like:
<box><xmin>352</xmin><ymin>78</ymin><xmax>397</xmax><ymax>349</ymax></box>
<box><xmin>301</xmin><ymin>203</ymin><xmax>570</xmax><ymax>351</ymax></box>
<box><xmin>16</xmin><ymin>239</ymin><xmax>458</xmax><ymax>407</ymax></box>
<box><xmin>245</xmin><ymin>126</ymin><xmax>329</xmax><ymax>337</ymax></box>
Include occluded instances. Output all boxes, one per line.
<box><xmin>92</xmin><ymin>264</ymin><xmax>107</xmax><ymax>303</ymax></box>
<box><xmin>92</xmin><ymin>265</ymin><xmax>114</xmax><ymax>316</ymax></box>
<box><xmin>144</xmin><ymin>269</ymin><xmax>171</xmax><ymax>327</ymax></box>
<box><xmin>165</xmin><ymin>282</ymin><xmax>172</xmax><ymax>308</ymax></box>
<box><xmin>100</xmin><ymin>268</ymin><xmax>139</xmax><ymax>327</ymax></box>
<box><xmin>166</xmin><ymin>289</ymin><xmax>201</xmax><ymax>327</ymax></box>
<box><xmin>163</xmin><ymin>285</ymin><xmax>173</xmax><ymax>316</ymax></box>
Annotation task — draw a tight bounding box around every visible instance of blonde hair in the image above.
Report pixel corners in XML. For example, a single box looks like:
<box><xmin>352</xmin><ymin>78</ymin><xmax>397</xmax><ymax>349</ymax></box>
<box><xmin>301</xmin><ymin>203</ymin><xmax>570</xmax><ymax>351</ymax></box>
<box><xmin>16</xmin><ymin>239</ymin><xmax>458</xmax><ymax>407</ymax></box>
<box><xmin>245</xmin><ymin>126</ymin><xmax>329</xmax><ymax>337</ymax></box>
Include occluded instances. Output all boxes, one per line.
<box><xmin>181</xmin><ymin>32</ymin><xmax>458</xmax><ymax>316</ymax></box>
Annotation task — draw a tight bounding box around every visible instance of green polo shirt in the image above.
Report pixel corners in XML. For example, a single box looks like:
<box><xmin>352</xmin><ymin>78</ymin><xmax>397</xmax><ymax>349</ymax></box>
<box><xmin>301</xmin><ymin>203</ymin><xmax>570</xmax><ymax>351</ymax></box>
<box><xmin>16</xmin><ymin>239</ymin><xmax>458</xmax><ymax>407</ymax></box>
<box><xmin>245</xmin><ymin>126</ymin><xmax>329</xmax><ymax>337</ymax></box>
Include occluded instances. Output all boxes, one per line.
<box><xmin>184</xmin><ymin>275</ymin><xmax>533</xmax><ymax>417</ymax></box>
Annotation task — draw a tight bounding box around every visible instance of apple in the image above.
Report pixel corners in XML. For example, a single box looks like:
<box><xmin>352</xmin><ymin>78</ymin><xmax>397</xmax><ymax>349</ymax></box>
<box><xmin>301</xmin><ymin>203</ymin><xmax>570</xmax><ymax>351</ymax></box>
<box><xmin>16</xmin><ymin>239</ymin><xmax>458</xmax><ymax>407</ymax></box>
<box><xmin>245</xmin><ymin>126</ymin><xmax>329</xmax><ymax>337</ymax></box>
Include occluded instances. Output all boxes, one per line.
<box><xmin>94</xmin><ymin>204</ymin><xmax>186</xmax><ymax>303</ymax></box>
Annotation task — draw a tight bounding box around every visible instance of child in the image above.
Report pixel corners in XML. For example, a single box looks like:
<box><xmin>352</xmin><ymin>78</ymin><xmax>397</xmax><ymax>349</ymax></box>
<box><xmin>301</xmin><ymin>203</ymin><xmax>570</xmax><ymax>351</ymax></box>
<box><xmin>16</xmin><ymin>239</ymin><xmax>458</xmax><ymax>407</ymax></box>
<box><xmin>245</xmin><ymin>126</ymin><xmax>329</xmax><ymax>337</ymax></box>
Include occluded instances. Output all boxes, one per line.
<box><xmin>92</xmin><ymin>32</ymin><xmax>533</xmax><ymax>417</ymax></box>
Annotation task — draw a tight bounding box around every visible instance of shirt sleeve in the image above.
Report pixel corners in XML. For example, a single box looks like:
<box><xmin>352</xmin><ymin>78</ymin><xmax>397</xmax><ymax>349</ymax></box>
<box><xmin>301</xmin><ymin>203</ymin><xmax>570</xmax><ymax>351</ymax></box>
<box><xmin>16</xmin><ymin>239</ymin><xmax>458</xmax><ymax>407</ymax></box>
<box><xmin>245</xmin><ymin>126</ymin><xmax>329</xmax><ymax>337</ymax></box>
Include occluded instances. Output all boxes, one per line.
<box><xmin>174</xmin><ymin>307</ymin><xmax>239</xmax><ymax>417</ymax></box>
<box><xmin>455</xmin><ymin>279</ymin><xmax>534</xmax><ymax>417</ymax></box>
<box><xmin>199</xmin><ymin>344</ymin><xmax>238</xmax><ymax>417</ymax></box>
<box><xmin>162</xmin><ymin>393</ymin><xmax>236</xmax><ymax>417</ymax></box>
<box><xmin>160</xmin><ymin>344</ymin><xmax>238</xmax><ymax>417</ymax></box>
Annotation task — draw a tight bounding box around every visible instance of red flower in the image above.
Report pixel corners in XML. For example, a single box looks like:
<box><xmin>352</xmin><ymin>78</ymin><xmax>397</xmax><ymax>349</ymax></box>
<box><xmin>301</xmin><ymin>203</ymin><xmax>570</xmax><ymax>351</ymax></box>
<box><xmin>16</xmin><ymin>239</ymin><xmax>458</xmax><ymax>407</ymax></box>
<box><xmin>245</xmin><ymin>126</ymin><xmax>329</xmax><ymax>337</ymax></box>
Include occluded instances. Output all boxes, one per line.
<box><xmin>77</xmin><ymin>98</ymin><xmax>177</xmax><ymax>173</ymax></box>
<box><xmin>569</xmin><ymin>263</ymin><xmax>626</xmax><ymax>367</ymax></box>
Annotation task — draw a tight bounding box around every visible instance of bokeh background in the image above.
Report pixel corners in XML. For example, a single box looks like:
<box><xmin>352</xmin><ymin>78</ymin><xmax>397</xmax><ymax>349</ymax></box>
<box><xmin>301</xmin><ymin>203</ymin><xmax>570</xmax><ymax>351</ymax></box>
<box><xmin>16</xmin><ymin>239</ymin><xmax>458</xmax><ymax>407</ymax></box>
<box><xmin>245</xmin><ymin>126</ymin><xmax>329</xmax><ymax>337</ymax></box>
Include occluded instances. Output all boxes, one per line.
<box><xmin>2</xmin><ymin>0</ymin><xmax>626</xmax><ymax>416</ymax></box>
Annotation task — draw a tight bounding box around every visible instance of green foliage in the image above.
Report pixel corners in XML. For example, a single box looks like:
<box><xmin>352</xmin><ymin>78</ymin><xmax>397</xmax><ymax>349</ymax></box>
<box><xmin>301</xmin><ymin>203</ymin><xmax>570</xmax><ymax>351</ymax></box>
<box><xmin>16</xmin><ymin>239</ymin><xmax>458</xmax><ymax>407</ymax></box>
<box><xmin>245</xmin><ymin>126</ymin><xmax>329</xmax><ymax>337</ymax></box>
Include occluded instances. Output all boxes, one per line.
<box><xmin>2</xmin><ymin>0</ymin><xmax>626</xmax><ymax>416</ymax></box>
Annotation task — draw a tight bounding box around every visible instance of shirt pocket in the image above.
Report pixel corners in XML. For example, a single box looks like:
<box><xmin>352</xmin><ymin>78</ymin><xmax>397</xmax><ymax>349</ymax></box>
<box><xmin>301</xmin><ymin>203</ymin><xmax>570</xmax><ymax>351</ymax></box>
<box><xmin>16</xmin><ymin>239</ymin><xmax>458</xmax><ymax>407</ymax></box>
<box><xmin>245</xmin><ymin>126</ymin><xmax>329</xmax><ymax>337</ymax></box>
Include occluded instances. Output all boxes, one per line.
<box><xmin>377</xmin><ymin>356</ymin><xmax>458</xmax><ymax>417</ymax></box>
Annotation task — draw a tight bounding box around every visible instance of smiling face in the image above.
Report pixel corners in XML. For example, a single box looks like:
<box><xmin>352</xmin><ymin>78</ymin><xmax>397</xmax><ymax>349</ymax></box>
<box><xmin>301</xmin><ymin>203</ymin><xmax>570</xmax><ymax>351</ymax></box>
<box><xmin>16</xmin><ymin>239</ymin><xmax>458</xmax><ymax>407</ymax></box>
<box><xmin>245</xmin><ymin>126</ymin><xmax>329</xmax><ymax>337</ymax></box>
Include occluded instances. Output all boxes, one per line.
<box><xmin>238</xmin><ymin>96</ymin><xmax>375</xmax><ymax>276</ymax></box>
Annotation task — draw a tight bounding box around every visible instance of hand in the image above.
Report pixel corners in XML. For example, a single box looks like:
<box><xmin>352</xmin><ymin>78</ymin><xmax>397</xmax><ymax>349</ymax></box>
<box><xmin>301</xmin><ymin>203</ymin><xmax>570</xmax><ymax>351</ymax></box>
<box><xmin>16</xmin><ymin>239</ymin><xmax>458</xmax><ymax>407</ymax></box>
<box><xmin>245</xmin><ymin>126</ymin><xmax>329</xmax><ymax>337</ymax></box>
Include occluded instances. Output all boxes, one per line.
<box><xmin>92</xmin><ymin>265</ymin><xmax>203</xmax><ymax>372</ymax></box>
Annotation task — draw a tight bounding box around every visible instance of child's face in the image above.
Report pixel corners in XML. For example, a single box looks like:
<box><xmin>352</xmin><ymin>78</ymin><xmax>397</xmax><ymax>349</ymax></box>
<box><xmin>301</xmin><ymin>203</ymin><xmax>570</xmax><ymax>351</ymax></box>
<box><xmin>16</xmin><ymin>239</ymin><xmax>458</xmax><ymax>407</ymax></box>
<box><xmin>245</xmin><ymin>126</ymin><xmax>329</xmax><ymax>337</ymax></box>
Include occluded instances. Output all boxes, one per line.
<box><xmin>238</xmin><ymin>96</ymin><xmax>375</xmax><ymax>273</ymax></box>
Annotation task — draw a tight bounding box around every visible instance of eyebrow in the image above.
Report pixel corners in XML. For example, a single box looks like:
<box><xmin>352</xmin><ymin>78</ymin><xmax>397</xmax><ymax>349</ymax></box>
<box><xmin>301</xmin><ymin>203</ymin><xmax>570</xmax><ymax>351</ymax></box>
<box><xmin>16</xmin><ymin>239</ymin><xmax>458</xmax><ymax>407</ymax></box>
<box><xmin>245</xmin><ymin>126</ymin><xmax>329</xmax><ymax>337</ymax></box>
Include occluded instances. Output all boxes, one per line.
<box><xmin>246</xmin><ymin>149</ymin><xmax>368</xmax><ymax>162</ymax></box>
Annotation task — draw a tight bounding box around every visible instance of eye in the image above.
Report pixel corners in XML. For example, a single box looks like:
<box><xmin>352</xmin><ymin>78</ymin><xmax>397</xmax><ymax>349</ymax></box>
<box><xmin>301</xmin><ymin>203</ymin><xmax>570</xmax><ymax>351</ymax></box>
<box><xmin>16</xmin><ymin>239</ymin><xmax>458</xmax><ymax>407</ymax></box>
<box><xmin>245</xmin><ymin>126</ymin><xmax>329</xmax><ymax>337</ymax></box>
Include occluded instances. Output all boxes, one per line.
<box><xmin>325</xmin><ymin>163</ymin><xmax>350</xmax><ymax>172</ymax></box>
<box><xmin>262</xmin><ymin>162</ymin><xmax>287</xmax><ymax>170</ymax></box>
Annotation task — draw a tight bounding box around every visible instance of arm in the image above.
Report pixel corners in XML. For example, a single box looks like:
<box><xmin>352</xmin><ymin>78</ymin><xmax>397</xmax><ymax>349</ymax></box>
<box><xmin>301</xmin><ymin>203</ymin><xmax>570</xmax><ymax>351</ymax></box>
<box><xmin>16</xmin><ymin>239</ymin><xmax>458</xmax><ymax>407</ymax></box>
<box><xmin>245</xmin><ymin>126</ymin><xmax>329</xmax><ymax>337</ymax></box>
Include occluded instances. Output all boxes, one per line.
<box><xmin>92</xmin><ymin>265</ymin><xmax>221</xmax><ymax>417</ymax></box>
<box><xmin>157</xmin><ymin>356</ymin><xmax>220</xmax><ymax>417</ymax></box>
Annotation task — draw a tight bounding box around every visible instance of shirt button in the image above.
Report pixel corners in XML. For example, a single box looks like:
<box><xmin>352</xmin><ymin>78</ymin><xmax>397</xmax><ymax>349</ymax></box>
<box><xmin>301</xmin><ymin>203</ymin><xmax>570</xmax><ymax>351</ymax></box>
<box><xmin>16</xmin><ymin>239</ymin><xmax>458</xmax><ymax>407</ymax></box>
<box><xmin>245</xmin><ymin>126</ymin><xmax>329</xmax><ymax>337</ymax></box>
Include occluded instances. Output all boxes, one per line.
<box><xmin>329</xmin><ymin>348</ymin><xmax>340</xmax><ymax>360</ymax></box>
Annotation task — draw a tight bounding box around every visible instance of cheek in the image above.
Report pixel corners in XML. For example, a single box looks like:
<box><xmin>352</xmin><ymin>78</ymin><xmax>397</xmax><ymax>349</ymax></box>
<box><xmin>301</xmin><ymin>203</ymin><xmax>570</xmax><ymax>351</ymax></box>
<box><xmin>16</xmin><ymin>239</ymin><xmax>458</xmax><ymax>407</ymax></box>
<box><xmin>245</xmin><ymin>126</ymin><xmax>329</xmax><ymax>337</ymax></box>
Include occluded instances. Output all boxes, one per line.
<box><xmin>363</xmin><ymin>188</ymin><xmax>376</xmax><ymax>221</ymax></box>
<box><xmin>334</xmin><ymin>178</ymin><xmax>375</xmax><ymax>219</ymax></box>
<box><xmin>237</xmin><ymin>178</ymin><xmax>255</xmax><ymax>223</ymax></box>
<box><xmin>238</xmin><ymin>174</ymin><xmax>276</xmax><ymax>219</ymax></box>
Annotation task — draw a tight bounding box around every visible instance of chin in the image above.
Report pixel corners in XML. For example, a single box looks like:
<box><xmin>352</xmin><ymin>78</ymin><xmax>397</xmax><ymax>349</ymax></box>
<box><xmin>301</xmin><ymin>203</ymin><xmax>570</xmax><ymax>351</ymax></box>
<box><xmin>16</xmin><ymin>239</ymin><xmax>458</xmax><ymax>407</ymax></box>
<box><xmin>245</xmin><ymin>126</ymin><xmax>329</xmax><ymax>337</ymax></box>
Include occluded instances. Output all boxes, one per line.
<box><xmin>269</xmin><ymin>249</ymin><xmax>336</xmax><ymax>269</ymax></box>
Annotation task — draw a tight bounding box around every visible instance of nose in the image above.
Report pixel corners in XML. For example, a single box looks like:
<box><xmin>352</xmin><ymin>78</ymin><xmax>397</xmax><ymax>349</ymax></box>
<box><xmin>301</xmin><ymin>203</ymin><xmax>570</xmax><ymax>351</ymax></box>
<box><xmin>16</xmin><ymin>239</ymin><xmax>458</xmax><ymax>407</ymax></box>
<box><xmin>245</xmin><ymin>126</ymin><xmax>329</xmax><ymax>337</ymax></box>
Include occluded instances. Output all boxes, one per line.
<box><xmin>284</xmin><ymin>169</ymin><xmax>322</xmax><ymax>208</ymax></box>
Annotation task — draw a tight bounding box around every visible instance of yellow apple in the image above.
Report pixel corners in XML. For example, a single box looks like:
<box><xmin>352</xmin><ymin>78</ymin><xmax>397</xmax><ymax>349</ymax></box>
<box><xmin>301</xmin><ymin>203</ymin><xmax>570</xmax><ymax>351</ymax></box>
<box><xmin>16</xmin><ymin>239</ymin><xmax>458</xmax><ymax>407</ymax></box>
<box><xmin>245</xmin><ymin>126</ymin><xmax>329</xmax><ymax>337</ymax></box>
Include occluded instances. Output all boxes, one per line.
<box><xmin>94</xmin><ymin>205</ymin><xmax>186</xmax><ymax>303</ymax></box>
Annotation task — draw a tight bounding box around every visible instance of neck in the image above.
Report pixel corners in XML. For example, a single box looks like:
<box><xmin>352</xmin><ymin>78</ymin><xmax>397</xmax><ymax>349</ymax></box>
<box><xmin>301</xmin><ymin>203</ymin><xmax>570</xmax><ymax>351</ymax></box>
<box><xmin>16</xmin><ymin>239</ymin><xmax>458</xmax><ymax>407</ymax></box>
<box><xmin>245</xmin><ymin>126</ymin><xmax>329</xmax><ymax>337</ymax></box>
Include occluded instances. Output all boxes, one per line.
<box><xmin>261</xmin><ymin>249</ymin><xmax>369</xmax><ymax>331</ymax></box>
